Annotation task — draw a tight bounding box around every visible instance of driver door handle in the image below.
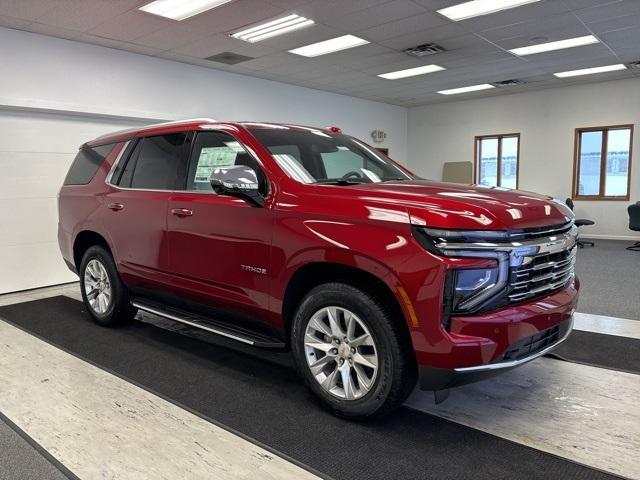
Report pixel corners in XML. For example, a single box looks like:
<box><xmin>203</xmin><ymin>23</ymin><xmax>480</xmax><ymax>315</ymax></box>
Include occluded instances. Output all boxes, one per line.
<box><xmin>171</xmin><ymin>208</ymin><xmax>193</xmax><ymax>218</ymax></box>
<box><xmin>107</xmin><ymin>202</ymin><xmax>124</xmax><ymax>211</ymax></box>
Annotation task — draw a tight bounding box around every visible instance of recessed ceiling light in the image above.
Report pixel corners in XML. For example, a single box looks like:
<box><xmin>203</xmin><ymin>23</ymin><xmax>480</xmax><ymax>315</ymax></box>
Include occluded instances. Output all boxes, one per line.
<box><xmin>231</xmin><ymin>14</ymin><xmax>314</xmax><ymax>43</ymax></box>
<box><xmin>379</xmin><ymin>64</ymin><xmax>446</xmax><ymax>80</ymax></box>
<box><xmin>139</xmin><ymin>0</ymin><xmax>233</xmax><ymax>21</ymax></box>
<box><xmin>289</xmin><ymin>35</ymin><xmax>369</xmax><ymax>57</ymax></box>
<box><xmin>437</xmin><ymin>0</ymin><xmax>541</xmax><ymax>21</ymax></box>
<box><xmin>554</xmin><ymin>64</ymin><xmax>627</xmax><ymax>78</ymax></box>
<box><xmin>509</xmin><ymin>35</ymin><xmax>599</xmax><ymax>56</ymax></box>
<box><xmin>437</xmin><ymin>84</ymin><xmax>496</xmax><ymax>95</ymax></box>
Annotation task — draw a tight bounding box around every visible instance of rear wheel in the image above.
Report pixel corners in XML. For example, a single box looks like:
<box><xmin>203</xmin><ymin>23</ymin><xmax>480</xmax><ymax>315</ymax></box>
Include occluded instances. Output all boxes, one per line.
<box><xmin>79</xmin><ymin>245</ymin><xmax>136</xmax><ymax>326</ymax></box>
<box><xmin>291</xmin><ymin>282</ymin><xmax>416</xmax><ymax>419</ymax></box>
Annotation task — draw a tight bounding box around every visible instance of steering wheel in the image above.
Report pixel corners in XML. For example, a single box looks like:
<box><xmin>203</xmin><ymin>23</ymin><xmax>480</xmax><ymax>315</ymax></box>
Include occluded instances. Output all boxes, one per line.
<box><xmin>340</xmin><ymin>170</ymin><xmax>364</xmax><ymax>181</ymax></box>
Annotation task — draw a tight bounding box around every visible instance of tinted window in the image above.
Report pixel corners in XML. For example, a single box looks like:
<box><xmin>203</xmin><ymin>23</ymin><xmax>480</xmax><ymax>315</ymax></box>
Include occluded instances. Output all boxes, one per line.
<box><xmin>64</xmin><ymin>143</ymin><xmax>116</xmax><ymax>185</ymax></box>
<box><xmin>184</xmin><ymin>131</ymin><xmax>267</xmax><ymax>195</ymax></box>
<box><xmin>119</xmin><ymin>133</ymin><xmax>188</xmax><ymax>190</ymax></box>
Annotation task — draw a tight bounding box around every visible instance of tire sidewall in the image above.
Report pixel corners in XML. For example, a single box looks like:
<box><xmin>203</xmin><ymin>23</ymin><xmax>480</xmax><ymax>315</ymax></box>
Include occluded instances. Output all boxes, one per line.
<box><xmin>291</xmin><ymin>284</ymin><xmax>397</xmax><ymax>418</ymax></box>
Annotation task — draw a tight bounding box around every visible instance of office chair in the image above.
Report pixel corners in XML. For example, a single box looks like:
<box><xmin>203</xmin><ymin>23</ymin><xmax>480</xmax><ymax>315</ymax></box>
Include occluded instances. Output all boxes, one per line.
<box><xmin>628</xmin><ymin>202</ymin><xmax>640</xmax><ymax>251</ymax></box>
<box><xmin>565</xmin><ymin>198</ymin><xmax>595</xmax><ymax>248</ymax></box>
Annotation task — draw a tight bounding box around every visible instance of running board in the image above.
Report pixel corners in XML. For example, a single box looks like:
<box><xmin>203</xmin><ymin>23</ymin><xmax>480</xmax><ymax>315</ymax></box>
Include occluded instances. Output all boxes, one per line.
<box><xmin>131</xmin><ymin>300</ymin><xmax>285</xmax><ymax>349</ymax></box>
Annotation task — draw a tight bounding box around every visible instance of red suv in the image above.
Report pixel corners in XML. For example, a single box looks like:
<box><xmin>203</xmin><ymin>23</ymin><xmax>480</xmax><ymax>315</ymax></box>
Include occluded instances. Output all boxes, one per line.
<box><xmin>58</xmin><ymin>119</ymin><xmax>578</xmax><ymax>418</ymax></box>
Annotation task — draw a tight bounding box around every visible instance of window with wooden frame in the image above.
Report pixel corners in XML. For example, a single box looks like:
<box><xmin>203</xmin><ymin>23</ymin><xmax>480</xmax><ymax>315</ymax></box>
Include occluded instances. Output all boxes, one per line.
<box><xmin>573</xmin><ymin>125</ymin><xmax>633</xmax><ymax>200</ymax></box>
<box><xmin>474</xmin><ymin>134</ymin><xmax>519</xmax><ymax>189</ymax></box>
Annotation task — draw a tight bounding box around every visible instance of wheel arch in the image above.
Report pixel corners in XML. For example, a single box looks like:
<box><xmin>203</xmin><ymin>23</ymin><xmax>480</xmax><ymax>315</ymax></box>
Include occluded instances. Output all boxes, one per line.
<box><xmin>72</xmin><ymin>230</ymin><xmax>112</xmax><ymax>270</ymax></box>
<box><xmin>281</xmin><ymin>262</ymin><xmax>414</xmax><ymax>350</ymax></box>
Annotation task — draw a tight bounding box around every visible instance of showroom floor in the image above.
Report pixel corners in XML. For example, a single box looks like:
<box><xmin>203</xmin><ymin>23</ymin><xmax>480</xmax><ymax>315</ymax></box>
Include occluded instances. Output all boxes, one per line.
<box><xmin>0</xmin><ymin>275</ymin><xmax>638</xmax><ymax>480</ymax></box>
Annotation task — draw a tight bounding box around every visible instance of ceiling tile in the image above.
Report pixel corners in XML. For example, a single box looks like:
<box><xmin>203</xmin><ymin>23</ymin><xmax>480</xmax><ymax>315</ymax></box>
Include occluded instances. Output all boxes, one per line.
<box><xmin>356</xmin><ymin>12</ymin><xmax>448</xmax><ymax>42</ymax></box>
<box><xmin>89</xmin><ymin>10</ymin><xmax>172</xmax><ymax>42</ymax></box>
<box><xmin>295</xmin><ymin>0</ymin><xmax>392</xmax><ymax>22</ymax></box>
<box><xmin>0</xmin><ymin>14</ymin><xmax>32</xmax><ymax>28</ymax></box>
<box><xmin>479</xmin><ymin>12</ymin><xmax>590</xmax><ymax>43</ymax></box>
<box><xmin>587</xmin><ymin>13</ymin><xmax>640</xmax><ymax>34</ymax></box>
<box><xmin>574</xmin><ymin>0</ymin><xmax>640</xmax><ymax>22</ymax></box>
<box><xmin>324</xmin><ymin>0</ymin><xmax>426</xmax><ymax>33</ymax></box>
<box><xmin>26</xmin><ymin>21</ymin><xmax>82</xmax><ymax>39</ymax></box>
<box><xmin>377</xmin><ymin>23</ymin><xmax>468</xmax><ymax>49</ymax></box>
<box><xmin>170</xmin><ymin>33</ymin><xmax>277</xmax><ymax>59</ymax></box>
<box><xmin>0</xmin><ymin>0</ymin><xmax>63</xmax><ymax>21</ymax></box>
<box><xmin>35</xmin><ymin>0</ymin><xmax>141</xmax><ymax>32</ymax></box>
<box><xmin>131</xmin><ymin>23</ymin><xmax>216</xmax><ymax>51</ymax></box>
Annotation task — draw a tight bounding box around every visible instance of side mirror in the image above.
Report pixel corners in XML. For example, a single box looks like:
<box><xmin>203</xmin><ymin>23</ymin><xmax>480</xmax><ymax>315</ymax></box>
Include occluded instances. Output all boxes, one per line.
<box><xmin>210</xmin><ymin>165</ymin><xmax>265</xmax><ymax>207</ymax></box>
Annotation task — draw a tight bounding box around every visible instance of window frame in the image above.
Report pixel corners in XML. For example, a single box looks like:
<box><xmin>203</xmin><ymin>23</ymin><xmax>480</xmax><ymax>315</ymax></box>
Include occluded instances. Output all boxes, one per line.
<box><xmin>474</xmin><ymin>133</ymin><xmax>520</xmax><ymax>189</ymax></box>
<box><xmin>572</xmin><ymin>124</ymin><xmax>634</xmax><ymax>201</ymax></box>
<box><xmin>181</xmin><ymin>130</ymin><xmax>270</xmax><ymax>197</ymax></box>
<box><xmin>108</xmin><ymin>133</ymin><xmax>192</xmax><ymax>191</ymax></box>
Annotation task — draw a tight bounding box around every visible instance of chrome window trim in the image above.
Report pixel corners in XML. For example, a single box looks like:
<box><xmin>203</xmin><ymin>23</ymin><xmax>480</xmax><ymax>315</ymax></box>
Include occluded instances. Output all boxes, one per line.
<box><xmin>454</xmin><ymin>315</ymin><xmax>574</xmax><ymax>372</ymax></box>
<box><xmin>104</xmin><ymin>140</ymin><xmax>131</xmax><ymax>188</ymax></box>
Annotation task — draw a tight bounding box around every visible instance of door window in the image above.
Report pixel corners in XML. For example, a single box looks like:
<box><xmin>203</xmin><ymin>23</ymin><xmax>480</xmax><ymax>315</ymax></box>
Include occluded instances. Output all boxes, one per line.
<box><xmin>116</xmin><ymin>133</ymin><xmax>188</xmax><ymax>190</ymax></box>
<box><xmin>184</xmin><ymin>131</ymin><xmax>268</xmax><ymax>195</ymax></box>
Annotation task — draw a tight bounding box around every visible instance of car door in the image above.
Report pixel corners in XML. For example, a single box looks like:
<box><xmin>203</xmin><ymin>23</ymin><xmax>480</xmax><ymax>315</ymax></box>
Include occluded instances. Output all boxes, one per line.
<box><xmin>103</xmin><ymin>132</ymin><xmax>189</xmax><ymax>291</ymax></box>
<box><xmin>166</xmin><ymin>130</ymin><xmax>274</xmax><ymax>319</ymax></box>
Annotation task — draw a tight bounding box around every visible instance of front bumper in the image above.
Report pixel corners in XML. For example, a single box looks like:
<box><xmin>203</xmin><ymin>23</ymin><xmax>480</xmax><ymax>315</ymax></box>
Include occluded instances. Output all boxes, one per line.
<box><xmin>418</xmin><ymin>316</ymin><xmax>573</xmax><ymax>390</ymax></box>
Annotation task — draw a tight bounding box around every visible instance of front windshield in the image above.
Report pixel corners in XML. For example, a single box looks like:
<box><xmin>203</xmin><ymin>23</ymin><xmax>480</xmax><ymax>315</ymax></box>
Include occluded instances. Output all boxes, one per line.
<box><xmin>248</xmin><ymin>127</ymin><xmax>413</xmax><ymax>184</ymax></box>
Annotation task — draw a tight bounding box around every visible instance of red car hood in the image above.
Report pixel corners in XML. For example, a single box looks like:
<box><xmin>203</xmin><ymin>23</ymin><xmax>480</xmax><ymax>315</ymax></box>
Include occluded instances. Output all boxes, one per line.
<box><xmin>342</xmin><ymin>180</ymin><xmax>574</xmax><ymax>231</ymax></box>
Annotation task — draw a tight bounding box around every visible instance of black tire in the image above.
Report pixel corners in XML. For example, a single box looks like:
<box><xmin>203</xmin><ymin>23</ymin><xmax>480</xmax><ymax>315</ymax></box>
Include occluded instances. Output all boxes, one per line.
<box><xmin>291</xmin><ymin>282</ymin><xmax>417</xmax><ymax>419</ymax></box>
<box><xmin>79</xmin><ymin>245</ymin><xmax>137</xmax><ymax>326</ymax></box>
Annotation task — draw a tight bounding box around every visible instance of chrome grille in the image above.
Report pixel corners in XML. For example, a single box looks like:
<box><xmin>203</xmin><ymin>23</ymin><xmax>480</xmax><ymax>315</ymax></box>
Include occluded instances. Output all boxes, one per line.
<box><xmin>508</xmin><ymin>246</ymin><xmax>576</xmax><ymax>303</ymax></box>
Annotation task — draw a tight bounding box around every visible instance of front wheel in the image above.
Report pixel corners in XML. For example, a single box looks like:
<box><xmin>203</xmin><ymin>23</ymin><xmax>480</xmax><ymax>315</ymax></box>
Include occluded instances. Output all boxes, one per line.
<box><xmin>79</xmin><ymin>245</ymin><xmax>136</xmax><ymax>326</ymax></box>
<box><xmin>291</xmin><ymin>283</ymin><xmax>416</xmax><ymax>419</ymax></box>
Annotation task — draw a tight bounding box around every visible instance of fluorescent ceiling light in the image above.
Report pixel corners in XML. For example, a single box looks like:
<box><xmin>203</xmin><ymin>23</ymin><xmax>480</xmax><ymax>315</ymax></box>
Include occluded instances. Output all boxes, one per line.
<box><xmin>289</xmin><ymin>35</ymin><xmax>369</xmax><ymax>57</ymax></box>
<box><xmin>378</xmin><ymin>64</ymin><xmax>446</xmax><ymax>80</ymax></box>
<box><xmin>139</xmin><ymin>0</ymin><xmax>233</xmax><ymax>21</ymax></box>
<box><xmin>231</xmin><ymin>14</ymin><xmax>314</xmax><ymax>43</ymax></box>
<box><xmin>509</xmin><ymin>35</ymin><xmax>599</xmax><ymax>56</ymax></box>
<box><xmin>437</xmin><ymin>84</ymin><xmax>496</xmax><ymax>95</ymax></box>
<box><xmin>437</xmin><ymin>0</ymin><xmax>540</xmax><ymax>21</ymax></box>
<box><xmin>554</xmin><ymin>64</ymin><xmax>627</xmax><ymax>78</ymax></box>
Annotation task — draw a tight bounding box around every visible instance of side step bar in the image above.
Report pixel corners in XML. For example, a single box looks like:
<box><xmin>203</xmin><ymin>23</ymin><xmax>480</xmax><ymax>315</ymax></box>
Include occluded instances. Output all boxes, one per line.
<box><xmin>131</xmin><ymin>300</ymin><xmax>285</xmax><ymax>349</ymax></box>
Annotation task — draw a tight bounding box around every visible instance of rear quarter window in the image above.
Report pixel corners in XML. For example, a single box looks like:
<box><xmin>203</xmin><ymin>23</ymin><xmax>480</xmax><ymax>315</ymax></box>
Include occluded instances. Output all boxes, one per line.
<box><xmin>64</xmin><ymin>143</ymin><xmax>117</xmax><ymax>185</ymax></box>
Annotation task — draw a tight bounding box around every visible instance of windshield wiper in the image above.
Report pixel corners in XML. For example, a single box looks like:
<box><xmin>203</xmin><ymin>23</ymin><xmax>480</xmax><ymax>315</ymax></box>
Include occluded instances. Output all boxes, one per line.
<box><xmin>314</xmin><ymin>179</ymin><xmax>369</xmax><ymax>185</ymax></box>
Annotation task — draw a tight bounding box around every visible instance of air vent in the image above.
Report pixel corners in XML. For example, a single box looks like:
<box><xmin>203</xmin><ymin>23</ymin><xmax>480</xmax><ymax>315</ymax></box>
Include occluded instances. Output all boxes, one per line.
<box><xmin>627</xmin><ymin>60</ymin><xmax>640</xmax><ymax>70</ymax></box>
<box><xmin>403</xmin><ymin>43</ymin><xmax>446</xmax><ymax>57</ymax></box>
<box><xmin>204</xmin><ymin>52</ymin><xmax>254</xmax><ymax>65</ymax></box>
<box><xmin>493</xmin><ymin>79</ymin><xmax>526</xmax><ymax>87</ymax></box>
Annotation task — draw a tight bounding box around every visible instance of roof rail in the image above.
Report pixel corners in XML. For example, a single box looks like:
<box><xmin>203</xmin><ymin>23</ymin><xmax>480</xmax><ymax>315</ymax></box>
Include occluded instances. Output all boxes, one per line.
<box><xmin>93</xmin><ymin>118</ymin><xmax>218</xmax><ymax>141</ymax></box>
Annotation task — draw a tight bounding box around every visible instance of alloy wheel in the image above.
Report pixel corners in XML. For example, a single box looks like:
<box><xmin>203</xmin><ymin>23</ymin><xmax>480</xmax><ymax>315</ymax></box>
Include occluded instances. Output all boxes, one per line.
<box><xmin>304</xmin><ymin>306</ymin><xmax>379</xmax><ymax>400</ymax></box>
<box><xmin>84</xmin><ymin>259</ymin><xmax>112</xmax><ymax>314</ymax></box>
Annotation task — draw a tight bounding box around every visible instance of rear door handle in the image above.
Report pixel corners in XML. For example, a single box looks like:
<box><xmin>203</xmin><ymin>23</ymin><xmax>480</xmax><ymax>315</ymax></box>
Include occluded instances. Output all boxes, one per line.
<box><xmin>171</xmin><ymin>208</ymin><xmax>193</xmax><ymax>218</ymax></box>
<box><xmin>107</xmin><ymin>202</ymin><xmax>124</xmax><ymax>211</ymax></box>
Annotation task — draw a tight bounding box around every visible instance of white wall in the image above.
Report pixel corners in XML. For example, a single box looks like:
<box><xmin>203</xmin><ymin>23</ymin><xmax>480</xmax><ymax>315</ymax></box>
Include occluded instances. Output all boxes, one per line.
<box><xmin>0</xmin><ymin>27</ymin><xmax>407</xmax><ymax>160</ymax></box>
<box><xmin>407</xmin><ymin>78</ymin><xmax>640</xmax><ymax>240</ymax></box>
<box><xmin>0</xmin><ymin>27</ymin><xmax>407</xmax><ymax>293</ymax></box>
<box><xmin>0</xmin><ymin>111</ymin><xmax>148</xmax><ymax>293</ymax></box>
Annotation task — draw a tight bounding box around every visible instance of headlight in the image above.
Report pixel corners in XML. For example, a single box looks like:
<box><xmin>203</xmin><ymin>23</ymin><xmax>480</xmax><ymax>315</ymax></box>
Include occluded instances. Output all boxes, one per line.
<box><xmin>413</xmin><ymin>226</ymin><xmax>510</xmax><ymax>321</ymax></box>
<box><xmin>450</xmin><ymin>268</ymin><xmax>500</xmax><ymax>311</ymax></box>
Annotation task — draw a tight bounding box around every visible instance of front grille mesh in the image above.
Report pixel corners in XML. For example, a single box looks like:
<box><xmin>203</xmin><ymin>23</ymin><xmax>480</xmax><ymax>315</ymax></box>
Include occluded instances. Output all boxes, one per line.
<box><xmin>508</xmin><ymin>247</ymin><xmax>576</xmax><ymax>303</ymax></box>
